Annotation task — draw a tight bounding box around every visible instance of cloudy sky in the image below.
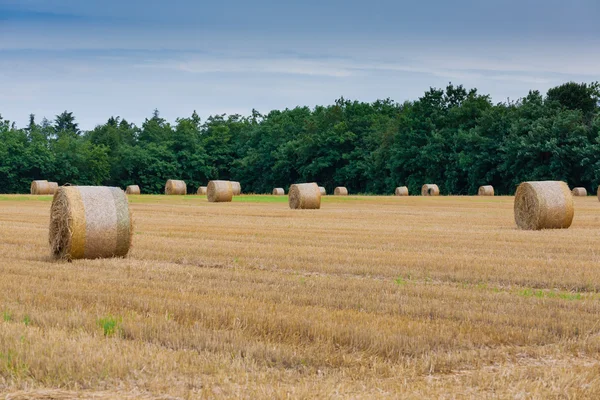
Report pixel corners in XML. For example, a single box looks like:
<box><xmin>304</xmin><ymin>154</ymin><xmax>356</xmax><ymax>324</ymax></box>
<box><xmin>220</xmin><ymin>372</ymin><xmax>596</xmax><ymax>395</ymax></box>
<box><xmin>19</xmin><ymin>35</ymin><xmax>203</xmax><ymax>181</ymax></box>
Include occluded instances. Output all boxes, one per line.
<box><xmin>0</xmin><ymin>0</ymin><xmax>598</xmax><ymax>129</ymax></box>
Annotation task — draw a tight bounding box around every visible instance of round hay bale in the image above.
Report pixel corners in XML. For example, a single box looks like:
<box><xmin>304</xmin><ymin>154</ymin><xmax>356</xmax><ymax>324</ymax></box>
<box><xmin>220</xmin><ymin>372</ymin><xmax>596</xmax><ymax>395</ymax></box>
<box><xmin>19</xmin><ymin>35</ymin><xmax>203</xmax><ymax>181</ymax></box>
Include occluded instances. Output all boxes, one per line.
<box><xmin>48</xmin><ymin>186</ymin><xmax>132</xmax><ymax>260</ymax></box>
<box><xmin>165</xmin><ymin>180</ymin><xmax>187</xmax><ymax>195</ymax></box>
<box><xmin>572</xmin><ymin>187</ymin><xmax>587</xmax><ymax>196</ymax></box>
<box><xmin>421</xmin><ymin>184</ymin><xmax>440</xmax><ymax>196</ymax></box>
<box><xmin>48</xmin><ymin>182</ymin><xmax>59</xmax><ymax>195</ymax></box>
<box><xmin>514</xmin><ymin>181</ymin><xmax>574</xmax><ymax>230</ymax></box>
<box><xmin>207</xmin><ymin>180</ymin><xmax>233</xmax><ymax>203</ymax></box>
<box><xmin>31</xmin><ymin>180</ymin><xmax>51</xmax><ymax>195</ymax></box>
<box><xmin>231</xmin><ymin>181</ymin><xmax>242</xmax><ymax>196</ymax></box>
<box><xmin>597</xmin><ymin>186</ymin><xmax>600</xmax><ymax>201</ymax></box>
<box><xmin>289</xmin><ymin>183</ymin><xmax>321</xmax><ymax>210</ymax></box>
<box><xmin>125</xmin><ymin>185</ymin><xmax>141</xmax><ymax>195</ymax></box>
<box><xmin>197</xmin><ymin>186</ymin><xmax>207</xmax><ymax>195</ymax></box>
<box><xmin>478</xmin><ymin>185</ymin><xmax>494</xmax><ymax>196</ymax></box>
<box><xmin>334</xmin><ymin>186</ymin><xmax>348</xmax><ymax>196</ymax></box>
<box><xmin>395</xmin><ymin>186</ymin><xmax>409</xmax><ymax>196</ymax></box>
<box><xmin>319</xmin><ymin>186</ymin><xmax>326</xmax><ymax>196</ymax></box>
<box><xmin>272</xmin><ymin>188</ymin><xmax>285</xmax><ymax>195</ymax></box>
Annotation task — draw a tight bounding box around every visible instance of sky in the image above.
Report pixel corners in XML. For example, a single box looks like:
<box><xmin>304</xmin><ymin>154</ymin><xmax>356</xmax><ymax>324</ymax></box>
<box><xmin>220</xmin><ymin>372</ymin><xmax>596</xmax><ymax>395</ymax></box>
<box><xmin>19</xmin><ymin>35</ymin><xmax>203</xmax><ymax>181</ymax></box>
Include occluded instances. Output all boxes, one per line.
<box><xmin>0</xmin><ymin>0</ymin><xmax>599</xmax><ymax>129</ymax></box>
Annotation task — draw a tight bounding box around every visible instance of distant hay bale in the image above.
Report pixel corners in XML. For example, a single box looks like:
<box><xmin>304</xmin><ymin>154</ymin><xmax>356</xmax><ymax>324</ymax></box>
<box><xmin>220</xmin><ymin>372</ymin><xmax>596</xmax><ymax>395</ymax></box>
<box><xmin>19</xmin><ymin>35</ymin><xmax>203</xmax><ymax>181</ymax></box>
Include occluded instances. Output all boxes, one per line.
<box><xmin>478</xmin><ymin>185</ymin><xmax>494</xmax><ymax>196</ymax></box>
<box><xmin>272</xmin><ymin>188</ymin><xmax>285</xmax><ymax>195</ymax></box>
<box><xmin>231</xmin><ymin>181</ymin><xmax>242</xmax><ymax>195</ymax></box>
<box><xmin>421</xmin><ymin>184</ymin><xmax>440</xmax><ymax>196</ymax></box>
<box><xmin>334</xmin><ymin>186</ymin><xmax>348</xmax><ymax>196</ymax></box>
<box><xmin>165</xmin><ymin>180</ymin><xmax>187</xmax><ymax>195</ymax></box>
<box><xmin>289</xmin><ymin>183</ymin><xmax>321</xmax><ymax>210</ymax></box>
<box><xmin>48</xmin><ymin>182</ymin><xmax>59</xmax><ymax>195</ymax></box>
<box><xmin>395</xmin><ymin>186</ymin><xmax>409</xmax><ymax>196</ymax></box>
<box><xmin>31</xmin><ymin>180</ymin><xmax>51</xmax><ymax>195</ymax></box>
<box><xmin>598</xmin><ymin>186</ymin><xmax>600</xmax><ymax>201</ymax></box>
<box><xmin>207</xmin><ymin>180</ymin><xmax>233</xmax><ymax>203</ymax></box>
<box><xmin>572</xmin><ymin>187</ymin><xmax>587</xmax><ymax>196</ymax></box>
<box><xmin>48</xmin><ymin>186</ymin><xmax>132</xmax><ymax>260</ymax></box>
<box><xmin>197</xmin><ymin>186</ymin><xmax>207</xmax><ymax>195</ymax></box>
<box><xmin>125</xmin><ymin>185</ymin><xmax>140</xmax><ymax>195</ymax></box>
<box><xmin>514</xmin><ymin>181</ymin><xmax>574</xmax><ymax>230</ymax></box>
<box><xmin>319</xmin><ymin>186</ymin><xmax>326</xmax><ymax>196</ymax></box>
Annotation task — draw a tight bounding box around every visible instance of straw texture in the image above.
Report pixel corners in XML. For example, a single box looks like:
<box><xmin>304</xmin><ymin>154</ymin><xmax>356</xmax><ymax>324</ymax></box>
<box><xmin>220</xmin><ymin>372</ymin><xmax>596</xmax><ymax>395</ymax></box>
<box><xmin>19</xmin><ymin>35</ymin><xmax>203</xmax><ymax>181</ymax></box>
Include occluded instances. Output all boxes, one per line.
<box><xmin>421</xmin><ymin>184</ymin><xmax>440</xmax><ymax>196</ymax></box>
<box><xmin>125</xmin><ymin>185</ymin><xmax>141</xmax><ymax>195</ymax></box>
<box><xmin>165</xmin><ymin>180</ymin><xmax>186</xmax><ymax>195</ymax></box>
<box><xmin>334</xmin><ymin>187</ymin><xmax>348</xmax><ymax>196</ymax></box>
<box><xmin>289</xmin><ymin>183</ymin><xmax>321</xmax><ymax>209</ymax></box>
<box><xmin>272</xmin><ymin>188</ymin><xmax>285</xmax><ymax>195</ymax></box>
<box><xmin>395</xmin><ymin>186</ymin><xmax>409</xmax><ymax>196</ymax></box>
<box><xmin>514</xmin><ymin>181</ymin><xmax>574</xmax><ymax>230</ymax></box>
<box><xmin>31</xmin><ymin>180</ymin><xmax>51</xmax><ymax>195</ymax></box>
<box><xmin>572</xmin><ymin>187</ymin><xmax>587</xmax><ymax>196</ymax></box>
<box><xmin>48</xmin><ymin>182</ymin><xmax>59</xmax><ymax>195</ymax></box>
<box><xmin>48</xmin><ymin>186</ymin><xmax>132</xmax><ymax>260</ymax></box>
<box><xmin>231</xmin><ymin>181</ymin><xmax>242</xmax><ymax>195</ymax></box>
<box><xmin>319</xmin><ymin>186</ymin><xmax>326</xmax><ymax>196</ymax></box>
<box><xmin>197</xmin><ymin>186</ymin><xmax>207</xmax><ymax>195</ymax></box>
<box><xmin>207</xmin><ymin>180</ymin><xmax>233</xmax><ymax>203</ymax></box>
<box><xmin>478</xmin><ymin>185</ymin><xmax>494</xmax><ymax>196</ymax></box>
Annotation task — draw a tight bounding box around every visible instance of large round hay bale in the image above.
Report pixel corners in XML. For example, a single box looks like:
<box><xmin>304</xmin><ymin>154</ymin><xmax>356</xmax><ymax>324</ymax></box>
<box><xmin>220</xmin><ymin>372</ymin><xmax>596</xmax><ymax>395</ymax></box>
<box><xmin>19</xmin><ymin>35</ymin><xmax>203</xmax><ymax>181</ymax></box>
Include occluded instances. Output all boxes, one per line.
<box><xmin>334</xmin><ymin>186</ymin><xmax>348</xmax><ymax>196</ymax></box>
<box><xmin>207</xmin><ymin>180</ymin><xmax>233</xmax><ymax>203</ymax></box>
<box><xmin>395</xmin><ymin>186</ymin><xmax>409</xmax><ymax>196</ymax></box>
<box><xmin>514</xmin><ymin>181</ymin><xmax>574</xmax><ymax>230</ymax></box>
<box><xmin>572</xmin><ymin>187</ymin><xmax>587</xmax><ymax>196</ymax></box>
<box><xmin>48</xmin><ymin>182</ymin><xmax>59</xmax><ymax>195</ymax></box>
<box><xmin>165</xmin><ymin>180</ymin><xmax>186</xmax><ymax>195</ymax></box>
<box><xmin>289</xmin><ymin>183</ymin><xmax>321</xmax><ymax>210</ymax></box>
<box><xmin>478</xmin><ymin>185</ymin><xmax>494</xmax><ymax>196</ymax></box>
<box><xmin>421</xmin><ymin>184</ymin><xmax>440</xmax><ymax>196</ymax></box>
<box><xmin>125</xmin><ymin>185</ymin><xmax>140</xmax><ymax>195</ymax></box>
<box><xmin>197</xmin><ymin>186</ymin><xmax>207</xmax><ymax>195</ymax></box>
<box><xmin>31</xmin><ymin>180</ymin><xmax>51</xmax><ymax>195</ymax></box>
<box><xmin>231</xmin><ymin>181</ymin><xmax>242</xmax><ymax>195</ymax></box>
<box><xmin>272</xmin><ymin>188</ymin><xmax>285</xmax><ymax>195</ymax></box>
<box><xmin>48</xmin><ymin>186</ymin><xmax>132</xmax><ymax>260</ymax></box>
<box><xmin>319</xmin><ymin>186</ymin><xmax>326</xmax><ymax>196</ymax></box>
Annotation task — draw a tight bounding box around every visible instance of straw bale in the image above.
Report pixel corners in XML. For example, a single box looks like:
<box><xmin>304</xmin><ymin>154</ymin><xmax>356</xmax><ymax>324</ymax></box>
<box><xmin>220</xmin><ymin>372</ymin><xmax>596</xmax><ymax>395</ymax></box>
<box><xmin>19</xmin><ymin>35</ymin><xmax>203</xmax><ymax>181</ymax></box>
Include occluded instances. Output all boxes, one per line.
<box><xmin>125</xmin><ymin>185</ymin><xmax>140</xmax><ymax>195</ymax></box>
<box><xmin>334</xmin><ymin>186</ymin><xmax>348</xmax><ymax>196</ymax></box>
<box><xmin>319</xmin><ymin>186</ymin><xmax>326</xmax><ymax>196</ymax></box>
<box><xmin>48</xmin><ymin>186</ymin><xmax>132</xmax><ymax>260</ymax></box>
<box><xmin>207</xmin><ymin>180</ymin><xmax>233</xmax><ymax>202</ymax></box>
<box><xmin>48</xmin><ymin>182</ymin><xmax>59</xmax><ymax>195</ymax></box>
<box><xmin>478</xmin><ymin>185</ymin><xmax>494</xmax><ymax>196</ymax></box>
<box><xmin>165</xmin><ymin>180</ymin><xmax>187</xmax><ymax>195</ymax></box>
<box><xmin>514</xmin><ymin>181</ymin><xmax>574</xmax><ymax>230</ymax></box>
<box><xmin>272</xmin><ymin>188</ymin><xmax>285</xmax><ymax>195</ymax></box>
<box><xmin>421</xmin><ymin>184</ymin><xmax>440</xmax><ymax>196</ymax></box>
<box><xmin>572</xmin><ymin>187</ymin><xmax>587</xmax><ymax>196</ymax></box>
<box><xmin>395</xmin><ymin>186</ymin><xmax>409</xmax><ymax>196</ymax></box>
<box><xmin>31</xmin><ymin>180</ymin><xmax>51</xmax><ymax>195</ymax></box>
<box><xmin>197</xmin><ymin>186</ymin><xmax>207</xmax><ymax>195</ymax></box>
<box><xmin>289</xmin><ymin>183</ymin><xmax>321</xmax><ymax>209</ymax></box>
<box><xmin>231</xmin><ymin>181</ymin><xmax>242</xmax><ymax>195</ymax></box>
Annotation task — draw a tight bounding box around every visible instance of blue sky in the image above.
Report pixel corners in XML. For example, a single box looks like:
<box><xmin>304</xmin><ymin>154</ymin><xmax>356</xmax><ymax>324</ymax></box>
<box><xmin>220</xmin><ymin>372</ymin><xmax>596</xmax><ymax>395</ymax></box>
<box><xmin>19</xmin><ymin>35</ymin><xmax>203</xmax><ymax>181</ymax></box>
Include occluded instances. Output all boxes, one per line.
<box><xmin>0</xmin><ymin>0</ymin><xmax>598</xmax><ymax>129</ymax></box>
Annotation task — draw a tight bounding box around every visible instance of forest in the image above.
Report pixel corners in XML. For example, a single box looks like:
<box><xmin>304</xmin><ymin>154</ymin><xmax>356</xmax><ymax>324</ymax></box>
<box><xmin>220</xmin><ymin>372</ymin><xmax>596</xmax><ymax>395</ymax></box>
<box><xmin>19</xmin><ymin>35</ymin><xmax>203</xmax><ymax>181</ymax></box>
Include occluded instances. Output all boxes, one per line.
<box><xmin>1</xmin><ymin>81</ymin><xmax>599</xmax><ymax>195</ymax></box>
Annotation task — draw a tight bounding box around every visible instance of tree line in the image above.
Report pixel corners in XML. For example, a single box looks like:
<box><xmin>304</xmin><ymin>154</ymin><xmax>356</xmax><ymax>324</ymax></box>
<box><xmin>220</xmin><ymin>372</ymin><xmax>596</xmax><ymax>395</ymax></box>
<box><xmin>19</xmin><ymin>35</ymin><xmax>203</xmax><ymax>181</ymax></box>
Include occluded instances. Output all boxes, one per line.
<box><xmin>1</xmin><ymin>82</ymin><xmax>599</xmax><ymax>195</ymax></box>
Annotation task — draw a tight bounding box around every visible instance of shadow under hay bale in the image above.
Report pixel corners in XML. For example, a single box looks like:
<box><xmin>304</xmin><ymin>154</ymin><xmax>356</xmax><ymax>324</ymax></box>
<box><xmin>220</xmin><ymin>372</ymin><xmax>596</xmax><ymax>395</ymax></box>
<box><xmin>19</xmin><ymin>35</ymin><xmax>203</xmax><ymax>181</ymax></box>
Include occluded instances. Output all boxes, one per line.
<box><xmin>272</xmin><ymin>188</ymin><xmax>285</xmax><ymax>195</ymax></box>
<box><xmin>421</xmin><ymin>184</ymin><xmax>440</xmax><ymax>196</ymax></box>
<box><xmin>207</xmin><ymin>180</ymin><xmax>233</xmax><ymax>202</ymax></box>
<box><xmin>289</xmin><ymin>183</ymin><xmax>321</xmax><ymax>209</ymax></box>
<box><xmin>514</xmin><ymin>181</ymin><xmax>574</xmax><ymax>230</ymax></box>
<box><xmin>49</xmin><ymin>186</ymin><xmax>133</xmax><ymax>260</ymax></box>
<box><xmin>125</xmin><ymin>185</ymin><xmax>141</xmax><ymax>195</ymax></box>
<box><xmin>478</xmin><ymin>185</ymin><xmax>494</xmax><ymax>196</ymax></box>
<box><xmin>395</xmin><ymin>186</ymin><xmax>409</xmax><ymax>196</ymax></box>
<box><xmin>197</xmin><ymin>186</ymin><xmax>207</xmax><ymax>195</ymax></box>
<box><xmin>334</xmin><ymin>187</ymin><xmax>348</xmax><ymax>196</ymax></box>
<box><xmin>165</xmin><ymin>180</ymin><xmax>186</xmax><ymax>195</ymax></box>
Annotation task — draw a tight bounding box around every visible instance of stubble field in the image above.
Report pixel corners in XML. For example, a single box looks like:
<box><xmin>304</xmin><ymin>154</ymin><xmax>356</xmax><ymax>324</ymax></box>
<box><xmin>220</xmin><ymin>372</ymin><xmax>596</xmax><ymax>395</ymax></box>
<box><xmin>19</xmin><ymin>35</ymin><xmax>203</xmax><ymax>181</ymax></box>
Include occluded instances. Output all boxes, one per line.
<box><xmin>1</xmin><ymin>194</ymin><xmax>600</xmax><ymax>399</ymax></box>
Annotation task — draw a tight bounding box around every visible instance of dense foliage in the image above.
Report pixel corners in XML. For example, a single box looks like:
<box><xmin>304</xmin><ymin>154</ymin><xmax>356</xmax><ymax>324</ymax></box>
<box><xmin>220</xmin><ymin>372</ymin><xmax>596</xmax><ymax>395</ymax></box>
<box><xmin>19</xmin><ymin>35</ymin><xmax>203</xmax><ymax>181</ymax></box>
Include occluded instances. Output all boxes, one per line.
<box><xmin>1</xmin><ymin>82</ymin><xmax>599</xmax><ymax>195</ymax></box>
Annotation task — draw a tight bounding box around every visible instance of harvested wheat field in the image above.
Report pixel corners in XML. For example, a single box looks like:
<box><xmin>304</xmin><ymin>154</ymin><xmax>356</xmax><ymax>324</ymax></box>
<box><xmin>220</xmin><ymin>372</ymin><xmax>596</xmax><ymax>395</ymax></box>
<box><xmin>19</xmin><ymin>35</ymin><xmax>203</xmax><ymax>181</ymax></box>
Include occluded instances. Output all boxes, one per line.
<box><xmin>1</xmin><ymin>194</ymin><xmax>600</xmax><ymax>399</ymax></box>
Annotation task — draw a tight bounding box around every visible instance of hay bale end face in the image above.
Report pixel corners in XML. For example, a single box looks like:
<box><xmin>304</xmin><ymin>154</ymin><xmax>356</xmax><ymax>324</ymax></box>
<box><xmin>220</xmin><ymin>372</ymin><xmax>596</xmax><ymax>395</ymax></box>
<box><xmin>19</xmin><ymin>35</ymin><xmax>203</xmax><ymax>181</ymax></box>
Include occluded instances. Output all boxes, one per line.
<box><xmin>514</xmin><ymin>181</ymin><xmax>574</xmax><ymax>230</ymax></box>
<box><xmin>126</xmin><ymin>185</ymin><xmax>141</xmax><ymax>195</ymax></box>
<box><xmin>289</xmin><ymin>183</ymin><xmax>321</xmax><ymax>209</ymax></box>
<box><xmin>272</xmin><ymin>188</ymin><xmax>285</xmax><ymax>195</ymax></box>
<box><xmin>334</xmin><ymin>186</ymin><xmax>348</xmax><ymax>196</ymax></box>
<box><xmin>318</xmin><ymin>186</ymin><xmax>326</xmax><ymax>196</ymax></box>
<box><xmin>478</xmin><ymin>185</ymin><xmax>494</xmax><ymax>196</ymax></box>
<box><xmin>49</xmin><ymin>186</ymin><xmax>133</xmax><ymax>260</ymax></box>
<box><xmin>572</xmin><ymin>187</ymin><xmax>587</xmax><ymax>196</ymax></box>
<box><xmin>31</xmin><ymin>180</ymin><xmax>51</xmax><ymax>195</ymax></box>
<box><xmin>231</xmin><ymin>181</ymin><xmax>242</xmax><ymax>195</ymax></box>
<box><xmin>421</xmin><ymin>184</ymin><xmax>440</xmax><ymax>196</ymax></box>
<box><xmin>395</xmin><ymin>186</ymin><xmax>409</xmax><ymax>196</ymax></box>
<box><xmin>207</xmin><ymin>180</ymin><xmax>233</xmax><ymax>202</ymax></box>
<box><xmin>165</xmin><ymin>180</ymin><xmax>187</xmax><ymax>195</ymax></box>
<box><xmin>197</xmin><ymin>186</ymin><xmax>207</xmax><ymax>195</ymax></box>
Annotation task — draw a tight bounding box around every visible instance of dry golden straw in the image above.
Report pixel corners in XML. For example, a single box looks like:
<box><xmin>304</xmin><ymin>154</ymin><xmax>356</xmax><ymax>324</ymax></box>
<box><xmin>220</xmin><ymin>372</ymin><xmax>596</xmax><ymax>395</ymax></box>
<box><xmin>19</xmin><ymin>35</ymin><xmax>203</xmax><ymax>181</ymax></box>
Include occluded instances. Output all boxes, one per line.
<box><xmin>421</xmin><ymin>184</ymin><xmax>440</xmax><ymax>196</ymax></box>
<box><xmin>125</xmin><ymin>185</ymin><xmax>141</xmax><ymax>195</ymax></box>
<box><xmin>289</xmin><ymin>183</ymin><xmax>321</xmax><ymax>209</ymax></box>
<box><xmin>395</xmin><ymin>186</ymin><xmax>409</xmax><ymax>196</ymax></box>
<box><xmin>572</xmin><ymin>187</ymin><xmax>587</xmax><ymax>196</ymax></box>
<box><xmin>48</xmin><ymin>182</ymin><xmax>59</xmax><ymax>195</ymax></box>
<box><xmin>318</xmin><ymin>186</ymin><xmax>326</xmax><ymax>196</ymax></box>
<box><xmin>272</xmin><ymin>188</ymin><xmax>285</xmax><ymax>195</ymax></box>
<box><xmin>197</xmin><ymin>186</ymin><xmax>207</xmax><ymax>195</ymax></box>
<box><xmin>478</xmin><ymin>185</ymin><xmax>494</xmax><ymax>196</ymax></box>
<box><xmin>48</xmin><ymin>186</ymin><xmax>133</xmax><ymax>260</ymax></box>
<box><xmin>231</xmin><ymin>181</ymin><xmax>242</xmax><ymax>195</ymax></box>
<box><xmin>334</xmin><ymin>186</ymin><xmax>348</xmax><ymax>196</ymax></box>
<box><xmin>514</xmin><ymin>181</ymin><xmax>574</xmax><ymax>230</ymax></box>
<box><xmin>207</xmin><ymin>180</ymin><xmax>233</xmax><ymax>203</ymax></box>
<box><xmin>30</xmin><ymin>180</ymin><xmax>51</xmax><ymax>195</ymax></box>
<box><xmin>165</xmin><ymin>180</ymin><xmax>187</xmax><ymax>195</ymax></box>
